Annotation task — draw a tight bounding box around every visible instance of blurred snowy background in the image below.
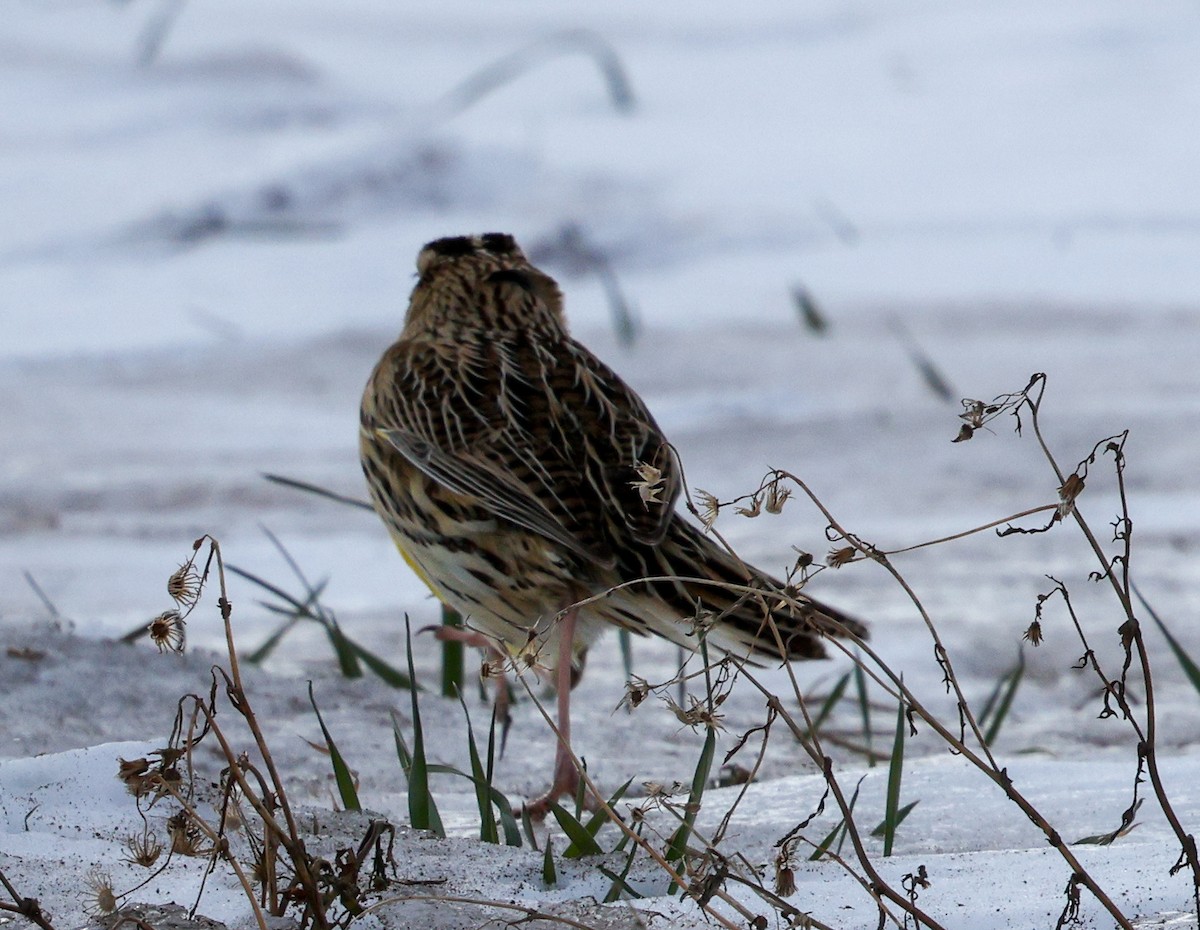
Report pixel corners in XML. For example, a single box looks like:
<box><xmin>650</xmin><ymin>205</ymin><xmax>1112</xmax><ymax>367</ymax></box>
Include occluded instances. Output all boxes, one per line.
<box><xmin>3</xmin><ymin>2</ymin><xmax>1200</xmax><ymax>927</ymax></box>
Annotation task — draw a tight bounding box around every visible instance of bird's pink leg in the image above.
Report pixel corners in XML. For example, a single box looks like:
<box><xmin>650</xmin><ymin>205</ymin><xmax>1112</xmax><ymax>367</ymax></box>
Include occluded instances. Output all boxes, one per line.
<box><xmin>523</xmin><ymin>605</ymin><xmax>586</xmax><ymax>820</ymax></box>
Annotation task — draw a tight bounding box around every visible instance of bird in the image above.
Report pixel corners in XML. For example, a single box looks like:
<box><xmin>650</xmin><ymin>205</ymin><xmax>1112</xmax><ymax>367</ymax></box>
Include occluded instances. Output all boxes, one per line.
<box><xmin>359</xmin><ymin>233</ymin><xmax>867</xmax><ymax>817</ymax></box>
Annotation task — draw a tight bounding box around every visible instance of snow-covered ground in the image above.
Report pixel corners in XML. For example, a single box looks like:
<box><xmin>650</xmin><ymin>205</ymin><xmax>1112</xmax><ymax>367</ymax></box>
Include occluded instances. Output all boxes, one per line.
<box><xmin>3</xmin><ymin>2</ymin><xmax>1200</xmax><ymax>927</ymax></box>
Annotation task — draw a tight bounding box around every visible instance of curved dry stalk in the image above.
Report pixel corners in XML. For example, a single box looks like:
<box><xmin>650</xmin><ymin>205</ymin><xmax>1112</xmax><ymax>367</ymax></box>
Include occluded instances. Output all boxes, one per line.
<box><xmin>185</xmin><ymin>537</ymin><xmax>333</xmax><ymax>927</ymax></box>
<box><xmin>1018</xmin><ymin>394</ymin><xmax>1200</xmax><ymax>912</ymax></box>
<box><xmin>735</xmin><ymin>664</ymin><xmax>945</xmax><ymax>930</ymax></box>
<box><xmin>879</xmin><ymin>503</ymin><xmax>1060</xmax><ymax>556</ymax></box>
<box><xmin>771</xmin><ymin>467</ymin><xmax>998</xmax><ymax>770</ymax></box>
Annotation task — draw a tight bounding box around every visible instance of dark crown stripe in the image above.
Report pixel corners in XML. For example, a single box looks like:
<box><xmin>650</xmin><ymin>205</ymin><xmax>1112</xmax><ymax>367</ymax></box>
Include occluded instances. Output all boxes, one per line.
<box><xmin>424</xmin><ymin>236</ymin><xmax>477</xmax><ymax>257</ymax></box>
<box><xmin>480</xmin><ymin>232</ymin><xmax>518</xmax><ymax>254</ymax></box>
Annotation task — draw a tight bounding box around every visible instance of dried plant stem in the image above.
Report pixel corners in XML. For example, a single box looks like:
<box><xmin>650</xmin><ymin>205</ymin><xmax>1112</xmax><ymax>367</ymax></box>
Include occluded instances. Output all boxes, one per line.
<box><xmin>510</xmin><ymin>671</ymin><xmax>751</xmax><ymax>930</ymax></box>
<box><xmin>881</xmin><ymin>503</ymin><xmax>1059</xmax><ymax>556</ymax></box>
<box><xmin>0</xmin><ymin>870</ymin><xmax>57</xmax><ymax>930</ymax></box>
<box><xmin>773</xmin><ymin>468</ymin><xmax>998</xmax><ymax>768</ymax></box>
<box><xmin>184</xmin><ymin>537</ymin><xmax>331</xmax><ymax>928</ymax></box>
<box><xmin>160</xmin><ymin>780</ymin><xmax>268</xmax><ymax>930</ymax></box>
<box><xmin>738</xmin><ymin>666</ymin><xmax>943</xmax><ymax>930</ymax></box>
<box><xmin>1020</xmin><ymin>386</ymin><xmax>1200</xmax><ymax>912</ymax></box>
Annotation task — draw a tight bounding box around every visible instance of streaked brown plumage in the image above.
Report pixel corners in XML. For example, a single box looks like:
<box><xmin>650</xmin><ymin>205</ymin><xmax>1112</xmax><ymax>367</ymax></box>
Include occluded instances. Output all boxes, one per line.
<box><xmin>360</xmin><ymin>233</ymin><xmax>866</xmax><ymax>812</ymax></box>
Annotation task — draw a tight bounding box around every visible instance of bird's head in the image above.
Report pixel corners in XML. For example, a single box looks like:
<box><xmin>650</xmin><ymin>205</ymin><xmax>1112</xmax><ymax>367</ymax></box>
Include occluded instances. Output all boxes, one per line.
<box><xmin>402</xmin><ymin>233</ymin><xmax>567</xmax><ymax>338</ymax></box>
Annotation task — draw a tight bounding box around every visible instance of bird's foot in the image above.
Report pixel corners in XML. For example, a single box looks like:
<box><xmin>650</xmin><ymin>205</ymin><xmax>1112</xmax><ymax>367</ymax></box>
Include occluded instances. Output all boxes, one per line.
<box><xmin>516</xmin><ymin>754</ymin><xmax>600</xmax><ymax>821</ymax></box>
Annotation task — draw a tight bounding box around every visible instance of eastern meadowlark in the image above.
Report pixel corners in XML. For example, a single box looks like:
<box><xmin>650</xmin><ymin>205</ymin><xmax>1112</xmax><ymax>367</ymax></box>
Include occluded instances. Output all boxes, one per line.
<box><xmin>360</xmin><ymin>233</ymin><xmax>866</xmax><ymax>815</ymax></box>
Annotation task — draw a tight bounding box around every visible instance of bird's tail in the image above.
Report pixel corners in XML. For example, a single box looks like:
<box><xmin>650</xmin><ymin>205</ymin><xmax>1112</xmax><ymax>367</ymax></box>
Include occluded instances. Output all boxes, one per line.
<box><xmin>600</xmin><ymin>519</ymin><xmax>867</xmax><ymax>663</ymax></box>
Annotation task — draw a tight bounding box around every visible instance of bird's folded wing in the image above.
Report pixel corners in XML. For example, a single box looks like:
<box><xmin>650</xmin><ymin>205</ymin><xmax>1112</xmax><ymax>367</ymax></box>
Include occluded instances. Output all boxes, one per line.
<box><xmin>552</xmin><ymin>342</ymin><xmax>682</xmax><ymax>547</ymax></box>
<box><xmin>379</xmin><ymin>426</ymin><xmax>615</xmax><ymax>568</ymax></box>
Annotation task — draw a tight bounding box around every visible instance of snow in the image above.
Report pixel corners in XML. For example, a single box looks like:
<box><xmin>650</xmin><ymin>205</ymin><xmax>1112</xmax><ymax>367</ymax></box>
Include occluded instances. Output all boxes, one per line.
<box><xmin>3</xmin><ymin>1</ymin><xmax>1200</xmax><ymax>927</ymax></box>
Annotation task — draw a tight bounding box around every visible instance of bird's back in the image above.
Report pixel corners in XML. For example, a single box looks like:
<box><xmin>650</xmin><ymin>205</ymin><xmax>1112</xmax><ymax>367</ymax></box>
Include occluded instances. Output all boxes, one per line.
<box><xmin>360</xmin><ymin>234</ymin><xmax>865</xmax><ymax>668</ymax></box>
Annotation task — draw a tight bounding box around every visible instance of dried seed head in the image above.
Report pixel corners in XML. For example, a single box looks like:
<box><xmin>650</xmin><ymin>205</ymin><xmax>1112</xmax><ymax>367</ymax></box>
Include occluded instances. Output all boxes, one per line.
<box><xmin>122</xmin><ymin>830</ymin><xmax>163</xmax><ymax>868</ymax></box>
<box><xmin>668</xmin><ymin>694</ymin><xmax>724</xmax><ymax>731</ymax></box>
<box><xmin>222</xmin><ymin>797</ymin><xmax>244</xmax><ymax>833</ymax></box>
<box><xmin>517</xmin><ymin>645</ymin><xmax>541</xmax><ymax>671</ymax></box>
<box><xmin>83</xmin><ymin>867</ymin><xmax>119</xmax><ymax>916</ymax></box>
<box><xmin>735</xmin><ymin>495</ymin><xmax>763</xmax><ymax>518</ymax></box>
<box><xmin>641</xmin><ymin>780</ymin><xmax>681</xmax><ymax>801</ymax></box>
<box><xmin>690</xmin><ymin>605</ymin><xmax>717</xmax><ymax>636</ymax></box>
<box><xmin>250</xmin><ymin>849</ymin><xmax>270</xmax><ymax>886</ymax></box>
<box><xmin>148</xmin><ymin>609</ymin><xmax>186</xmax><ymax>654</ymax></box>
<box><xmin>623</xmin><ymin>676</ymin><xmax>650</xmax><ymax>710</ymax></box>
<box><xmin>958</xmin><ymin>398</ymin><xmax>998</xmax><ymax>429</ymax></box>
<box><xmin>774</xmin><ymin>860</ymin><xmax>797</xmax><ymax>897</ymax></box>
<box><xmin>167</xmin><ymin>564</ymin><xmax>201</xmax><ymax>607</ymax></box>
<box><xmin>826</xmin><ymin>546</ymin><xmax>857</xmax><ymax>568</ymax></box>
<box><xmin>117</xmin><ymin>757</ymin><xmax>152</xmax><ymax>796</ymax></box>
<box><xmin>1024</xmin><ymin>621</ymin><xmax>1043</xmax><ymax>646</ymax></box>
<box><xmin>765</xmin><ymin>481</ymin><xmax>791</xmax><ymax>515</ymax></box>
<box><xmin>630</xmin><ymin>462</ymin><xmax>665</xmax><ymax>507</ymax></box>
<box><xmin>154</xmin><ymin>746</ymin><xmax>186</xmax><ymax>768</ymax></box>
<box><xmin>480</xmin><ymin>657</ymin><xmax>501</xmax><ymax>680</ymax></box>
<box><xmin>952</xmin><ymin>423</ymin><xmax>975</xmax><ymax>443</ymax></box>
<box><xmin>696</xmin><ymin>490</ymin><xmax>721</xmax><ymax>530</ymax></box>
<box><xmin>1057</xmin><ymin>473</ymin><xmax>1085</xmax><ymax>517</ymax></box>
<box><xmin>167</xmin><ymin>810</ymin><xmax>205</xmax><ymax>856</ymax></box>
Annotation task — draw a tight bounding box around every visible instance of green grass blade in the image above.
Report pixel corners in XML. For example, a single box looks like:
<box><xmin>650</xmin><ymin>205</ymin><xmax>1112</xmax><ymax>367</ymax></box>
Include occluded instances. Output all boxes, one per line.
<box><xmin>344</xmin><ymin>637</ymin><xmax>417</xmax><ymax>689</ymax></box>
<box><xmin>852</xmin><ymin>656</ymin><xmax>874</xmax><ymax>766</ymax></box>
<box><xmin>245</xmin><ymin>615</ymin><xmax>302</xmax><ymax>664</ymax></box>
<box><xmin>260</xmin><ymin>524</ymin><xmax>315</xmax><ymax>591</ymax></box>
<box><xmin>562</xmin><ymin>778</ymin><xmax>632</xmax><ymax>858</ymax></box>
<box><xmin>666</xmin><ymin>640</ymin><xmax>718</xmax><ymax>877</ymax></box>
<box><xmin>307</xmin><ymin>682</ymin><xmax>360</xmax><ymax>811</ymax></box>
<box><xmin>323</xmin><ymin>614</ymin><xmax>363</xmax><ymax>678</ymax></box>
<box><xmin>521</xmin><ymin>805</ymin><xmax>539</xmax><ymax>851</ymax></box>
<box><xmin>882</xmin><ymin>693</ymin><xmax>907</xmax><ymax>857</ymax></box>
<box><xmin>485</xmin><ymin>706</ymin><xmax>522</xmax><ymax>846</ymax></box>
<box><xmin>226</xmin><ymin>563</ymin><xmax>315</xmax><ymax>617</ymax></box>
<box><xmin>456</xmin><ymin>690</ymin><xmax>498</xmax><ymax>844</ymax></box>
<box><xmin>404</xmin><ymin>618</ymin><xmax>445</xmax><ymax>837</ymax></box>
<box><xmin>982</xmin><ymin>650</ymin><xmax>1025</xmax><ymax>746</ymax></box>
<box><xmin>542</xmin><ymin>837</ymin><xmax>557</xmax><ymax>886</ymax></box>
<box><xmin>441</xmin><ymin>604</ymin><xmax>465</xmax><ymax>697</ymax></box>
<box><xmin>412</xmin><ymin>760</ymin><xmax>521</xmax><ymax>847</ymax></box>
<box><xmin>573</xmin><ymin>760</ymin><xmax>588</xmax><ymax>818</ymax></box>
<box><xmin>665</xmin><ymin>717</ymin><xmax>716</xmax><ymax>864</ymax></box>
<box><xmin>1133</xmin><ymin>581</ymin><xmax>1200</xmax><ymax>695</ymax></box>
<box><xmin>871</xmin><ymin>800</ymin><xmax>920</xmax><ymax>837</ymax></box>
<box><xmin>600</xmin><ymin>863</ymin><xmax>644</xmax><ymax>902</ymax></box>
<box><xmin>808</xmin><ymin>671</ymin><xmax>851</xmax><ymax>737</ymax></box>
<box><xmin>549</xmin><ymin>802</ymin><xmax>604</xmax><ymax>857</ymax></box>
<box><xmin>809</xmin><ymin>820</ymin><xmax>844</xmax><ymax>861</ymax></box>
<box><xmin>391</xmin><ymin>711</ymin><xmax>413</xmax><ymax>777</ymax></box>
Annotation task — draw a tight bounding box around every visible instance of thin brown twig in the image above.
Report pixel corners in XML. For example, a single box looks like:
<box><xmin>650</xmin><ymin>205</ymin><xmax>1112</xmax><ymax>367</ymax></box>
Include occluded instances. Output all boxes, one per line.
<box><xmin>510</xmin><ymin>669</ymin><xmax>753</xmax><ymax>930</ymax></box>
